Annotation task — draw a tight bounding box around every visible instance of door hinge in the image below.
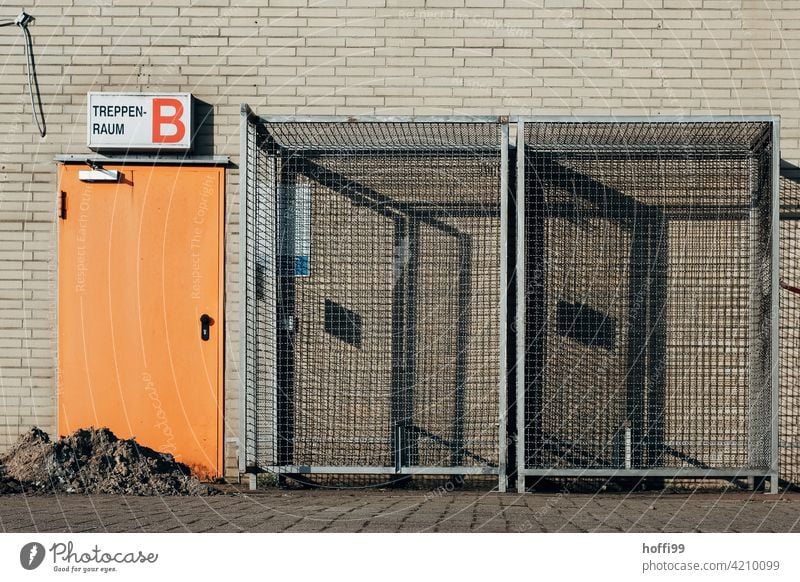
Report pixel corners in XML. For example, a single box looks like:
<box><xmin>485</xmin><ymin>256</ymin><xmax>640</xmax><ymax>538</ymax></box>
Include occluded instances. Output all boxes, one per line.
<box><xmin>59</xmin><ymin>191</ymin><xmax>66</xmax><ymax>220</ymax></box>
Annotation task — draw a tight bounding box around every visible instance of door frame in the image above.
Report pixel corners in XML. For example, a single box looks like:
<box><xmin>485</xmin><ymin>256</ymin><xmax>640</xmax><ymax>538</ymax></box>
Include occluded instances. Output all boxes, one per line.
<box><xmin>55</xmin><ymin>156</ymin><xmax>227</xmax><ymax>477</ymax></box>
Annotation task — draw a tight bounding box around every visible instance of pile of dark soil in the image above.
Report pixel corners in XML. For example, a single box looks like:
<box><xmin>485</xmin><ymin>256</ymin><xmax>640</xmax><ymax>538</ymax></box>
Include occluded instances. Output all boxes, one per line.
<box><xmin>0</xmin><ymin>427</ymin><xmax>218</xmax><ymax>496</ymax></box>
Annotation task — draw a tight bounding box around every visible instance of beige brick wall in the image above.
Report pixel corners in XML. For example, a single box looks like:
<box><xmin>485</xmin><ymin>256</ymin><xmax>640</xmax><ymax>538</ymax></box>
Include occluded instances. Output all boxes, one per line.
<box><xmin>1</xmin><ymin>0</ymin><xmax>798</xmax><ymax>479</ymax></box>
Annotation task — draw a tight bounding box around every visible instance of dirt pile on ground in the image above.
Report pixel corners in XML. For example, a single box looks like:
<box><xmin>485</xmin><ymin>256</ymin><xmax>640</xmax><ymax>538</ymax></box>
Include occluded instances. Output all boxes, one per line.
<box><xmin>0</xmin><ymin>466</ymin><xmax>23</xmax><ymax>494</ymax></box>
<box><xmin>0</xmin><ymin>427</ymin><xmax>218</xmax><ymax>495</ymax></box>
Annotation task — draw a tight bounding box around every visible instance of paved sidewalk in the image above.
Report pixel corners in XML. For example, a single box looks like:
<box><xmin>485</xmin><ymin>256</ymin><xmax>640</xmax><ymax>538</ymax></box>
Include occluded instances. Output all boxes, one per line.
<box><xmin>1</xmin><ymin>489</ymin><xmax>800</xmax><ymax>533</ymax></box>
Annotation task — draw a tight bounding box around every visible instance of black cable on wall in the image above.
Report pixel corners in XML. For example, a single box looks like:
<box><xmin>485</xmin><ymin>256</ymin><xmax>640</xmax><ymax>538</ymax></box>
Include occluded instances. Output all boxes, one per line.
<box><xmin>1</xmin><ymin>11</ymin><xmax>46</xmax><ymax>138</ymax></box>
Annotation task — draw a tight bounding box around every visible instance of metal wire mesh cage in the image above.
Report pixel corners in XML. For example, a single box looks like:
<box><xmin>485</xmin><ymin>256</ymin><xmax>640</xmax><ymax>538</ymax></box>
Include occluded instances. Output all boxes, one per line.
<box><xmin>242</xmin><ymin>110</ymin><xmax>780</xmax><ymax>492</ymax></box>
<box><xmin>516</xmin><ymin>118</ymin><xmax>779</xmax><ymax>491</ymax></box>
<box><xmin>241</xmin><ymin>108</ymin><xmax>508</xmax><ymax>488</ymax></box>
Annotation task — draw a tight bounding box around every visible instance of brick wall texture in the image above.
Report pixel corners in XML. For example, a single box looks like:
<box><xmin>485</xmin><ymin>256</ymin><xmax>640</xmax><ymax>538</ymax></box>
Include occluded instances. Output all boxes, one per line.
<box><xmin>1</xmin><ymin>0</ymin><xmax>799</xmax><ymax>480</ymax></box>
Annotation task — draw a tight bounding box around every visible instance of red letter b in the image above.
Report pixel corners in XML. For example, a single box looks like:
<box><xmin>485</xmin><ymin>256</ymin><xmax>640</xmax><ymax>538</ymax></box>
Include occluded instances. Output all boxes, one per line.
<box><xmin>152</xmin><ymin>98</ymin><xmax>186</xmax><ymax>144</ymax></box>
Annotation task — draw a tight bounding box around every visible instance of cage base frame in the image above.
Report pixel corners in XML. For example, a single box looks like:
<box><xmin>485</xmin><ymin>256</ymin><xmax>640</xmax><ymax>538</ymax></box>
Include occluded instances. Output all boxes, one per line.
<box><xmin>258</xmin><ymin>465</ymin><xmax>501</xmax><ymax>476</ymax></box>
<box><xmin>519</xmin><ymin>468</ymin><xmax>779</xmax><ymax>493</ymax></box>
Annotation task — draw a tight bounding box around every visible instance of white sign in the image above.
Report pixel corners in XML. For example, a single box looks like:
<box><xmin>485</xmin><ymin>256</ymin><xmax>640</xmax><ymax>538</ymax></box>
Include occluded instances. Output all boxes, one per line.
<box><xmin>87</xmin><ymin>93</ymin><xmax>192</xmax><ymax>150</ymax></box>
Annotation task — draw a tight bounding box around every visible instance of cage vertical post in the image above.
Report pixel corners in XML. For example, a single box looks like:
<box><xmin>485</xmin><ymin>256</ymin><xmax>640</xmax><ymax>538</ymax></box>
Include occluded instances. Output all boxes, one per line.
<box><xmin>239</xmin><ymin>104</ymin><xmax>249</xmax><ymax>476</ymax></box>
<box><xmin>499</xmin><ymin>120</ymin><xmax>509</xmax><ymax>493</ymax></box>
<box><xmin>770</xmin><ymin>117</ymin><xmax>781</xmax><ymax>493</ymax></box>
<box><xmin>515</xmin><ymin>119</ymin><xmax>527</xmax><ymax>493</ymax></box>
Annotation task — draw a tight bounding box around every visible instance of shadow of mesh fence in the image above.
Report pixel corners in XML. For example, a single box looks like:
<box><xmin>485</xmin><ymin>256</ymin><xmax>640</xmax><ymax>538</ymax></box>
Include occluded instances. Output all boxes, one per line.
<box><xmin>780</xmin><ymin>169</ymin><xmax>800</xmax><ymax>488</ymax></box>
<box><xmin>241</xmin><ymin>111</ymin><xmax>505</xmax><ymax>483</ymax></box>
<box><xmin>518</xmin><ymin>120</ymin><xmax>777</xmax><ymax>486</ymax></box>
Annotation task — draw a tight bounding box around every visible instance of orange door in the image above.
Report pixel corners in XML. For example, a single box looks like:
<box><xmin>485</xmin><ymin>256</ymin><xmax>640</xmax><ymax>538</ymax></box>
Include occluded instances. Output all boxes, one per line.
<box><xmin>58</xmin><ymin>164</ymin><xmax>224</xmax><ymax>478</ymax></box>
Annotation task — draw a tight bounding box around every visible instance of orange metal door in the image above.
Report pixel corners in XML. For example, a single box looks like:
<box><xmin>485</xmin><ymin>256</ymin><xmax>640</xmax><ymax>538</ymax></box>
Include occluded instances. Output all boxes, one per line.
<box><xmin>58</xmin><ymin>164</ymin><xmax>224</xmax><ymax>478</ymax></box>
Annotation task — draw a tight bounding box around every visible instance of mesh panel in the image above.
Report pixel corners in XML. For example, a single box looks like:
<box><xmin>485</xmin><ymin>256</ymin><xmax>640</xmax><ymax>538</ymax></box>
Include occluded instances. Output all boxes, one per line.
<box><xmin>780</xmin><ymin>170</ymin><xmax>800</xmax><ymax>487</ymax></box>
<box><xmin>266</xmin><ymin>121</ymin><xmax>500</xmax><ymax>150</ymax></box>
<box><xmin>244</xmin><ymin>116</ymin><xmax>503</xmax><ymax>473</ymax></box>
<box><xmin>243</xmin><ymin>115</ymin><xmax>279</xmax><ymax>470</ymax></box>
<box><xmin>525</xmin><ymin>121</ymin><xmax>769</xmax><ymax>152</ymax></box>
<box><xmin>522</xmin><ymin>121</ymin><xmax>775</xmax><ymax>474</ymax></box>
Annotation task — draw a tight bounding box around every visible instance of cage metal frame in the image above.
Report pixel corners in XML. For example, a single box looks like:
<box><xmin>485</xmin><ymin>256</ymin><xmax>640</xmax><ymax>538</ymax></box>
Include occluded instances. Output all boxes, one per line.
<box><xmin>240</xmin><ymin>106</ymin><xmax>510</xmax><ymax>491</ymax></box>
<box><xmin>514</xmin><ymin>115</ymin><xmax>780</xmax><ymax>493</ymax></box>
<box><xmin>241</xmin><ymin>110</ymin><xmax>780</xmax><ymax>493</ymax></box>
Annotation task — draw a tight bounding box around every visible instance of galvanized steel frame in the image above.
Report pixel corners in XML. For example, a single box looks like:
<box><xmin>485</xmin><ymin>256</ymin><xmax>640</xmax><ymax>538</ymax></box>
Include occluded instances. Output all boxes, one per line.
<box><xmin>240</xmin><ymin>107</ymin><xmax>510</xmax><ymax>490</ymax></box>
<box><xmin>242</xmin><ymin>111</ymin><xmax>779</xmax><ymax>493</ymax></box>
<box><xmin>771</xmin><ymin>118</ymin><xmax>781</xmax><ymax>494</ymax></box>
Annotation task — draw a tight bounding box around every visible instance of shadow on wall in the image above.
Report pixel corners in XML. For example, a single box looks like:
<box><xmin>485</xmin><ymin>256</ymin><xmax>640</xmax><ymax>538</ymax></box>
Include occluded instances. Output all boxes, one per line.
<box><xmin>192</xmin><ymin>98</ymin><xmax>214</xmax><ymax>157</ymax></box>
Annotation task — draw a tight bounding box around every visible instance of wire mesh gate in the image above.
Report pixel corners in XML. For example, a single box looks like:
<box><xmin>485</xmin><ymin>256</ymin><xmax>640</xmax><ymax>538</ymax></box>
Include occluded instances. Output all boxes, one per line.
<box><xmin>240</xmin><ymin>108</ymin><xmax>508</xmax><ymax>489</ymax></box>
<box><xmin>515</xmin><ymin>118</ymin><xmax>779</xmax><ymax>492</ymax></box>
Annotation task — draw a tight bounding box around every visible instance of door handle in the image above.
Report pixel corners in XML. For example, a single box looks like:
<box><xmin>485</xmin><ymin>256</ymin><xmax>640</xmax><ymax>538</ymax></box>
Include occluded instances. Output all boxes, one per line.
<box><xmin>200</xmin><ymin>314</ymin><xmax>212</xmax><ymax>341</ymax></box>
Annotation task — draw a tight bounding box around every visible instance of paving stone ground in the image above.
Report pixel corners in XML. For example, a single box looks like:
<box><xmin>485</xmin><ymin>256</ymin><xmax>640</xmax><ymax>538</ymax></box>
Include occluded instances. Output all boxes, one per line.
<box><xmin>2</xmin><ymin>489</ymin><xmax>800</xmax><ymax>533</ymax></box>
